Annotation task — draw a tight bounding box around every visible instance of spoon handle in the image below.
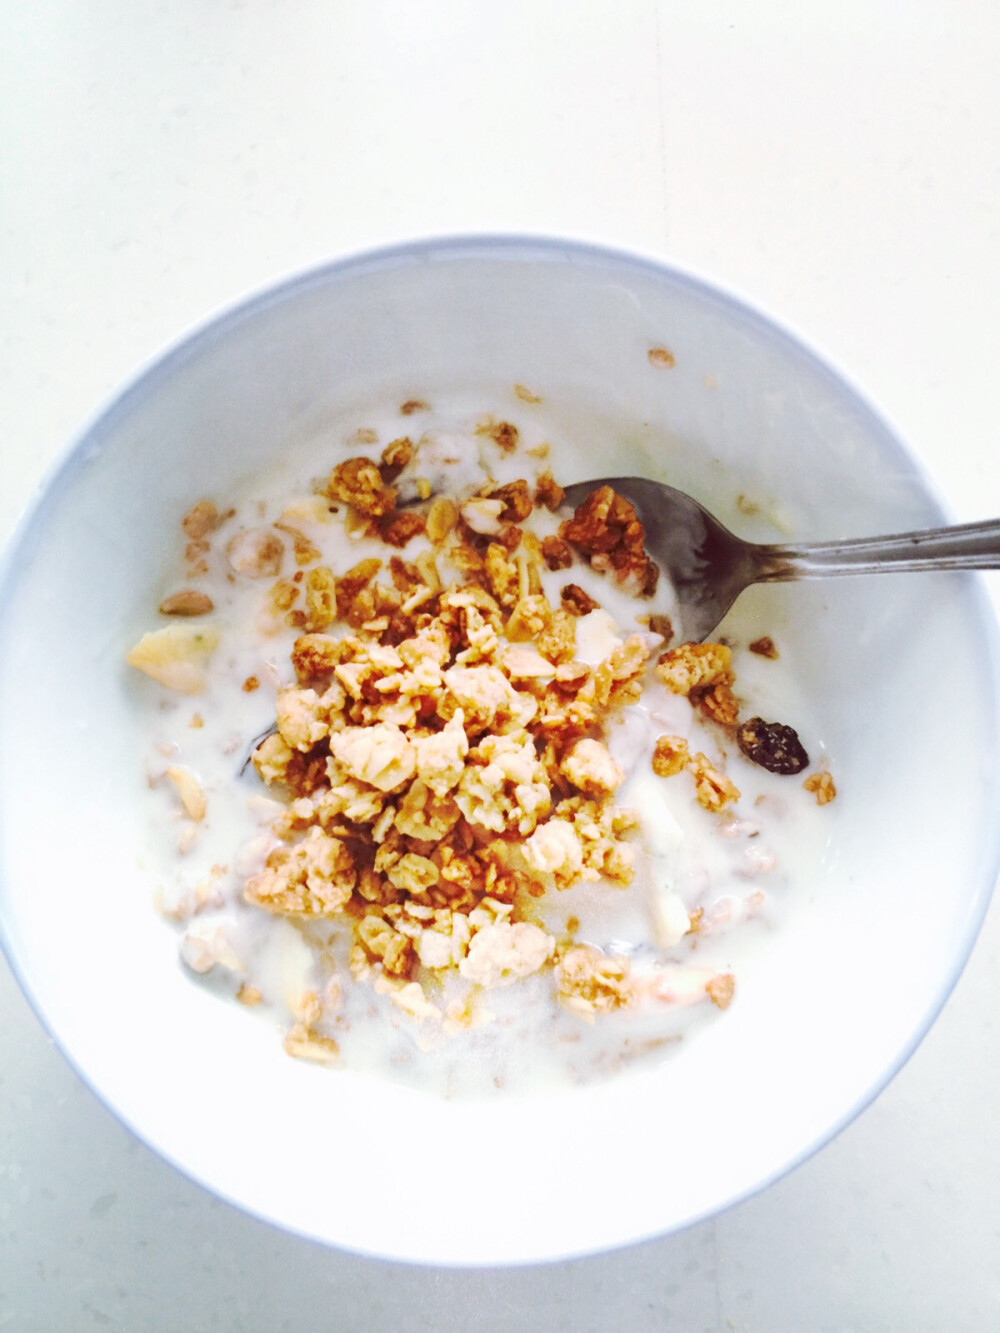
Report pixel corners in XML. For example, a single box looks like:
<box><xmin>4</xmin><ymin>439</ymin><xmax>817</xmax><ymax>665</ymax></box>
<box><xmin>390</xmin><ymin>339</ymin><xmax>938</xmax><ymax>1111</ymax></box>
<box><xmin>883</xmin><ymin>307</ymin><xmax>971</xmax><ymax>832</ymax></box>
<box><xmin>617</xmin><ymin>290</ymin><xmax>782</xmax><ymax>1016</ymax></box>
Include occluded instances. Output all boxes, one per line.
<box><xmin>757</xmin><ymin>516</ymin><xmax>1000</xmax><ymax>580</ymax></box>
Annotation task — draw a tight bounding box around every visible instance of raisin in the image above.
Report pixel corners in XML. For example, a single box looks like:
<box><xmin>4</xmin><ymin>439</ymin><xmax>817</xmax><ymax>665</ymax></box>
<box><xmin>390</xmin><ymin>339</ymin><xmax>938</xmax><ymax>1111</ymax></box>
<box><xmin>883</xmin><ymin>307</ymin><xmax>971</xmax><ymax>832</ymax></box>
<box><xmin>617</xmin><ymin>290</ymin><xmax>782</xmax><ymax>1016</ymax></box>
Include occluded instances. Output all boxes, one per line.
<box><xmin>736</xmin><ymin>717</ymin><xmax>809</xmax><ymax>775</ymax></box>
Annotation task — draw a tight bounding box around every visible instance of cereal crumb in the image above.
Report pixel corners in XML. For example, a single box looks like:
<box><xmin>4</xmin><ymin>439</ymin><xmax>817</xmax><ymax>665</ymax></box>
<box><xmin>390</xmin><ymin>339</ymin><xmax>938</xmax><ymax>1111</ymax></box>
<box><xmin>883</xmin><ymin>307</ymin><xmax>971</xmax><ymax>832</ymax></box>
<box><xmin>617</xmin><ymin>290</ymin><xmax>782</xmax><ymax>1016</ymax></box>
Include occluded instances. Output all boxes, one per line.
<box><xmin>749</xmin><ymin>635</ymin><xmax>778</xmax><ymax>658</ymax></box>
<box><xmin>804</xmin><ymin>770</ymin><xmax>837</xmax><ymax>804</ymax></box>
<box><xmin>706</xmin><ymin>972</ymin><xmax>735</xmax><ymax>1009</ymax></box>
<box><xmin>648</xmin><ymin>346</ymin><xmax>676</xmax><ymax>368</ymax></box>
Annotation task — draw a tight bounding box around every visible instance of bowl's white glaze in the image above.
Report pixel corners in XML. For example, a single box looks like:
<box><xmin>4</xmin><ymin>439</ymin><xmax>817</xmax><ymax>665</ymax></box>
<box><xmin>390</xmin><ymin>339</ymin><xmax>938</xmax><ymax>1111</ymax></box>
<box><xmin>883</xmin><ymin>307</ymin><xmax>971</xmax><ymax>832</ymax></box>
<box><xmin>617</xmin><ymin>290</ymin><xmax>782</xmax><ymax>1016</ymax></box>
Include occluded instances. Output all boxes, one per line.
<box><xmin>0</xmin><ymin>237</ymin><xmax>997</xmax><ymax>1264</ymax></box>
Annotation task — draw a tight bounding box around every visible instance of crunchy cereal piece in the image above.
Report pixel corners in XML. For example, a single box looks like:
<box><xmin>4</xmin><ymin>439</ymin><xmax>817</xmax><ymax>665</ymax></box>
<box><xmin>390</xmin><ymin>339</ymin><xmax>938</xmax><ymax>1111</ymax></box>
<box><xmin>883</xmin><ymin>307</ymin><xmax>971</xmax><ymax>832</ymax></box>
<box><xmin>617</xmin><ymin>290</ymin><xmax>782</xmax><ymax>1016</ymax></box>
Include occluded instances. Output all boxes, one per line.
<box><xmin>687</xmin><ymin>752</ymin><xmax>740</xmax><ymax>812</ymax></box>
<box><xmin>534</xmin><ymin>470</ymin><xmax>565</xmax><ymax>511</ymax></box>
<box><xmin>426</xmin><ymin>496</ymin><xmax>458</xmax><ymax>544</ymax></box>
<box><xmin>749</xmin><ymin>635</ymin><xmax>778</xmax><ymax>658</ymax></box>
<box><xmin>379</xmin><ymin>510</ymin><xmax>426</xmax><ymax>548</ymax></box>
<box><xmin>460</xmin><ymin>497</ymin><xmax>505</xmax><ymax>535</ymax></box>
<box><xmin>126</xmin><ymin>623</ymin><xmax>220</xmax><ymax>694</ymax></box>
<box><xmin>494</xmin><ymin>479</ymin><xmax>533</xmax><ymax>523</ymax></box>
<box><xmin>328</xmin><ymin>723</ymin><xmax>416</xmax><ymax>792</ymax></box>
<box><xmin>514</xmin><ymin>383</ymin><xmax>542</xmax><ymax>403</ymax></box>
<box><xmin>560</xmin><ymin>738</ymin><xmax>624</xmax><ymax>797</ymax></box>
<box><xmin>400</xmin><ymin>398</ymin><xmax>430</xmax><ymax>415</ymax></box>
<box><xmin>158</xmin><ymin>589</ymin><xmax>214</xmax><ymax>617</ymax></box>
<box><xmin>417</xmin><ymin>912</ymin><xmax>473</xmax><ymax>970</ymax></box>
<box><xmin>245</xmin><ymin>825</ymin><xmax>356</xmax><ymax>916</ymax></box>
<box><xmin>291</xmin><ymin>633</ymin><xmax>344</xmax><ymax>680</ymax></box>
<box><xmin>737</xmin><ymin>717</ymin><xmax>809</xmax><ymax>775</ymax></box>
<box><xmin>395</xmin><ymin>778</ymin><xmax>462</xmax><ymax>840</ymax></box>
<box><xmin>697</xmin><ymin>680</ymin><xmax>739</xmax><ymax>727</ymax></box>
<box><xmin>275</xmin><ymin>687</ymin><xmax>329</xmax><ymax>751</ymax></box>
<box><xmin>442</xmin><ymin>663</ymin><xmax>532</xmax><ymax>730</ymax></box>
<box><xmin>652</xmin><ymin>734</ymin><xmax>689</xmax><ymax>777</ymax></box>
<box><xmin>560</xmin><ymin>583</ymin><xmax>600</xmax><ymax>617</ymax></box>
<box><xmin>536</xmin><ymin>608</ymin><xmax>577</xmax><ymax>664</ymax></box>
<box><xmin>804</xmin><ymin>770</ymin><xmax>837</xmax><ymax>804</ymax></box>
<box><xmin>386</xmin><ymin>852</ymin><xmax>440</xmax><ymax>893</ymax></box>
<box><xmin>182</xmin><ymin>499</ymin><xmax>221</xmax><ymax>540</ymax></box>
<box><xmin>559</xmin><ymin>485</ymin><xmax>659</xmax><ymax>595</ymax></box>
<box><xmin>476</xmin><ymin>417</ymin><xmax>519</xmax><ymax>453</ymax></box>
<box><xmin>484</xmin><ymin>542</ymin><xmax>520</xmax><ymax>608</ymax></box>
<box><xmin>540</xmin><ymin>535</ymin><xmax>573</xmax><ymax>570</ymax></box>
<box><xmin>505</xmin><ymin>593</ymin><xmax>551</xmax><ymax>643</ymax></box>
<box><xmin>455</xmin><ymin>732</ymin><xmax>551</xmax><ymax>835</ymax></box>
<box><xmin>379</xmin><ymin>436</ymin><xmax>414</xmax><ymax>480</ymax></box>
<box><xmin>412</xmin><ymin>712</ymin><xmax>469</xmax><ymax>796</ymax></box>
<box><xmin>706</xmin><ymin>973</ymin><xmax>735</xmax><ymax>1010</ymax></box>
<box><xmin>165</xmin><ymin>765</ymin><xmax>207</xmax><ymax>821</ymax></box>
<box><xmin>359</xmin><ymin>916</ymin><xmax>415</xmax><ymax>979</ymax></box>
<box><xmin>648</xmin><ymin>346</ymin><xmax>676</xmax><ymax>368</ymax></box>
<box><xmin>303</xmin><ymin>565</ymin><xmax>337</xmax><ymax>632</ymax></box>
<box><xmin>459</xmin><ymin>921</ymin><xmax>554</xmax><ymax>986</ymax></box>
<box><xmin>501</xmin><ymin>645</ymin><xmax>555</xmax><ymax>680</ymax></box>
<box><xmin>522</xmin><ymin>817</ymin><xmax>584</xmax><ymax>881</ymax></box>
<box><xmin>226</xmin><ymin>528</ymin><xmax>285</xmax><ymax>578</ymax></box>
<box><xmin>555</xmin><ymin>945</ymin><xmax>634</xmax><ymax>1018</ymax></box>
<box><xmin>252</xmin><ymin>731</ymin><xmax>295</xmax><ymax>785</ymax></box>
<box><xmin>656</xmin><ymin>641</ymin><xmax>732</xmax><ymax>696</ymax></box>
<box><xmin>326</xmin><ymin>456</ymin><xmax>397</xmax><ymax>516</ymax></box>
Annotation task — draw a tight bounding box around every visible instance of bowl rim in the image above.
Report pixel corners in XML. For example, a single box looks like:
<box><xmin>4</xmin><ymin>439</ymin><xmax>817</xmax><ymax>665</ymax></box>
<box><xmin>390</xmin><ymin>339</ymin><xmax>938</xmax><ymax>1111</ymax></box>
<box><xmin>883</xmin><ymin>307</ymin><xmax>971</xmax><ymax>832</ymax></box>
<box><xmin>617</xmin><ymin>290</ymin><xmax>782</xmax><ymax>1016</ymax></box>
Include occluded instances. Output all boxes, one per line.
<box><xmin>1</xmin><ymin>232</ymin><xmax>998</xmax><ymax>1265</ymax></box>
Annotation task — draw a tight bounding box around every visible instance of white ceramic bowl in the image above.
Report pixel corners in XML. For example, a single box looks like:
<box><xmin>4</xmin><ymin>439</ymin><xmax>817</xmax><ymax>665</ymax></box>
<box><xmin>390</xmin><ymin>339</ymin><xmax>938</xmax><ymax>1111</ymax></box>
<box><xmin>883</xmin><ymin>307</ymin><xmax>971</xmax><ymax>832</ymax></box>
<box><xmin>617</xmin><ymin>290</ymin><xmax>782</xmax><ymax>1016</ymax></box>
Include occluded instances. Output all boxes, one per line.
<box><xmin>1</xmin><ymin>236</ymin><xmax>998</xmax><ymax>1265</ymax></box>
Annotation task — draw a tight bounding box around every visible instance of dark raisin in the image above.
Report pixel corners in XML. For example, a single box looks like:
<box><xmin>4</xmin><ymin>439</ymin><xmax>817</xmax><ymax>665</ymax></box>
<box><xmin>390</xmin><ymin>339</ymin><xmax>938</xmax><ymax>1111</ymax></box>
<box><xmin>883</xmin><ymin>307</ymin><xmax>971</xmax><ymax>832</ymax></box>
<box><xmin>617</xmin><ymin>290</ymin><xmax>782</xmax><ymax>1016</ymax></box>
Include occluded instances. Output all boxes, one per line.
<box><xmin>736</xmin><ymin>716</ymin><xmax>809</xmax><ymax>775</ymax></box>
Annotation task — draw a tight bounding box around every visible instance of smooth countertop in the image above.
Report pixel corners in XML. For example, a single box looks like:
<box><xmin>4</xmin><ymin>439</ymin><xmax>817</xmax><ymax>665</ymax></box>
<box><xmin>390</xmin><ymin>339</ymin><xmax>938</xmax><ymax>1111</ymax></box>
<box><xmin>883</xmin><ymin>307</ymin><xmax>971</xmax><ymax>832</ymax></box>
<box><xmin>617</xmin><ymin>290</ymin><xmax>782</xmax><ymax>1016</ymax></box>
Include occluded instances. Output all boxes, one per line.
<box><xmin>2</xmin><ymin>4</ymin><xmax>999</xmax><ymax>1328</ymax></box>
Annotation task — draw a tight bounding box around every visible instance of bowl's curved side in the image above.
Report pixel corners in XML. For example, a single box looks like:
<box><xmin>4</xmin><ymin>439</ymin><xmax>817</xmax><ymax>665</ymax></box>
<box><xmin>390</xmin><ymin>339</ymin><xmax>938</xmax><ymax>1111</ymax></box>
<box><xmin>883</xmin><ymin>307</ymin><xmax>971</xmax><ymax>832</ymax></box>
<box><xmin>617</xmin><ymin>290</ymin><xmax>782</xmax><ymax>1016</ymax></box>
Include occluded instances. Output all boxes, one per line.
<box><xmin>0</xmin><ymin>236</ymin><xmax>997</xmax><ymax>1264</ymax></box>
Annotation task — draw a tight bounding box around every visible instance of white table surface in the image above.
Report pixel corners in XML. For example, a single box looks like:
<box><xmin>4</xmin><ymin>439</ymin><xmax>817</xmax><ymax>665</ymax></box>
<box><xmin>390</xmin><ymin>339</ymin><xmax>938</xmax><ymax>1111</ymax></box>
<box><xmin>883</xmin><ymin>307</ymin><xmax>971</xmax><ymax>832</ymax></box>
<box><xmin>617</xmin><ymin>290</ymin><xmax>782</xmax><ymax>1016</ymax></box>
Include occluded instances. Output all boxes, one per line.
<box><xmin>2</xmin><ymin>3</ymin><xmax>999</xmax><ymax>1328</ymax></box>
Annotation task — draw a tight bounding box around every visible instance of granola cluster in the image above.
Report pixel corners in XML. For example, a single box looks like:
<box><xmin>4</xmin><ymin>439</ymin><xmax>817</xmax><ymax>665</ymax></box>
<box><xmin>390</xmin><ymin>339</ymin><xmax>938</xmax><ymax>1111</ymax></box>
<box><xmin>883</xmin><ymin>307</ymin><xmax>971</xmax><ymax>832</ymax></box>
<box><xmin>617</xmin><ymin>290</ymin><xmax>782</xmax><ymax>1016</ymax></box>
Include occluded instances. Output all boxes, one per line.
<box><xmin>232</xmin><ymin>456</ymin><xmax>672</xmax><ymax>1042</ymax></box>
<box><xmin>131</xmin><ymin>405</ymin><xmax>836</xmax><ymax>1069</ymax></box>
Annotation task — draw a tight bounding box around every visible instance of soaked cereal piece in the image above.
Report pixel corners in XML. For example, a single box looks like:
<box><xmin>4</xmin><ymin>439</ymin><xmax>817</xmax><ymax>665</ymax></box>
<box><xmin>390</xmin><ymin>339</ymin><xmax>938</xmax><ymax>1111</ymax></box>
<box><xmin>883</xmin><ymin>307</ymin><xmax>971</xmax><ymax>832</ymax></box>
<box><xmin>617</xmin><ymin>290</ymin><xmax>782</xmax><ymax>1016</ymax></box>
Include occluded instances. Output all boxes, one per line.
<box><xmin>706</xmin><ymin>973</ymin><xmax>735</xmax><ymax>1010</ymax></box>
<box><xmin>648</xmin><ymin>346</ymin><xmax>676</xmax><ymax>368</ymax></box>
<box><xmin>226</xmin><ymin>529</ymin><xmax>284</xmax><ymax>578</ymax></box>
<box><xmin>804</xmin><ymin>770</ymin><xmax>837</xmax><ymax>804</ymax></box>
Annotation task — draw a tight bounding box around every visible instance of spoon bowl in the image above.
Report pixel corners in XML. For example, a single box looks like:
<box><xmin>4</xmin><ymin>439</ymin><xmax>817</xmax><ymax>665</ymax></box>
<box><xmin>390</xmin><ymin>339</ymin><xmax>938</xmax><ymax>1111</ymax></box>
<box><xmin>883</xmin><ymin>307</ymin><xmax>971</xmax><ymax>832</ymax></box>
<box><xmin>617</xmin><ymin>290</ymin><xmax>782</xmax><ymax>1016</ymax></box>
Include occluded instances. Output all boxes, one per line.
<box><xmin>563</xmin><ymin>477</ymin><xmax>1000</xmax><ymax>642</ymax></box>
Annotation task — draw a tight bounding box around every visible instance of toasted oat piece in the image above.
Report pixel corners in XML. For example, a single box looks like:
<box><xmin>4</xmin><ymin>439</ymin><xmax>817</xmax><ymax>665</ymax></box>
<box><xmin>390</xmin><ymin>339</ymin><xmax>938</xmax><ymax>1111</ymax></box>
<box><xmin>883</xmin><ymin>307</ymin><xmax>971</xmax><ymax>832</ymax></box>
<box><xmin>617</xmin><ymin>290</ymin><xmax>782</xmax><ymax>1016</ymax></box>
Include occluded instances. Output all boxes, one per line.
<box><xmin>687</xmin><ymin>751</ymin><xmax>740</xmax><ymax>812</ymax></box>
<box><xmin>652</xmin><ymin>734</ymin><xmax>690</xmax><ymax>778</ymax></box>
<box><xmin>560</xmin><ymin>738</ymin><xmax>624</xmax><ymax>797</ymax></box>
<box><xmin>656</xmin><ymin>641</ymin><xmax>732</xmax><ymax>696</ymax></box>
<box><xmin>326</xmin><ymin>456</ymin><xmax>397</xmax><ymax>516</ymax></box>
<box><xmin>804</xmin><ymin>770</ymin><xmax>837</xmax><ymax>804</ymax></box>
<box><xmin>706</xmin><ymin>973</ymin><xmax>735</xmax><ymax>1010</ymax></box>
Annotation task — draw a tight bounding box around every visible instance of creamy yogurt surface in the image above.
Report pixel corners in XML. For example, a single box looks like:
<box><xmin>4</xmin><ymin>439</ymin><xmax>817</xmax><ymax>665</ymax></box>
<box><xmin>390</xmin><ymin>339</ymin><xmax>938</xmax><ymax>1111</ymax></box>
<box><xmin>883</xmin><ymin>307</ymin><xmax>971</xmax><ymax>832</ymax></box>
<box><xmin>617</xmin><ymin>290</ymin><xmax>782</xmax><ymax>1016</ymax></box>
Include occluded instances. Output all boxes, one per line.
<box><xmin>128</xmin><ymin>388</ymin><xmax>836</xmax><ymax>1096</ymax></box>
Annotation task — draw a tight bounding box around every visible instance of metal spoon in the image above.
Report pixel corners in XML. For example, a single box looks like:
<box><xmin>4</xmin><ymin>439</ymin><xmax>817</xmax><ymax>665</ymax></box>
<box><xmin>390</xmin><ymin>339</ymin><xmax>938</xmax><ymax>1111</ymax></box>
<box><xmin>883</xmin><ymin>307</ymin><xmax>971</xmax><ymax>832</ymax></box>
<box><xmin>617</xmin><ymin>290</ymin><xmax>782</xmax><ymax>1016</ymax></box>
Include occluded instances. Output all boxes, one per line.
<box><xmin>561</xmin><ymin>477</ymin><xmax>1000</xmax><ymax>643</ymax></box>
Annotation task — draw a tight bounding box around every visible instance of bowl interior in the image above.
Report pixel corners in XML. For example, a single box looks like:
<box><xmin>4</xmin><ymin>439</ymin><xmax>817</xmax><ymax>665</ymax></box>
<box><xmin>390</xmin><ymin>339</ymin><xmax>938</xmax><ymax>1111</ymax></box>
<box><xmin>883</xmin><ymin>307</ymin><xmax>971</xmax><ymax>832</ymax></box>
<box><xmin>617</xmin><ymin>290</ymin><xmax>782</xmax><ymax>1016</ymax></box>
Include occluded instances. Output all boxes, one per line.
<box><xmin>1</xmin><ymin>237</ymin><xmax>997</xmax><ymax>1263</ymax></box>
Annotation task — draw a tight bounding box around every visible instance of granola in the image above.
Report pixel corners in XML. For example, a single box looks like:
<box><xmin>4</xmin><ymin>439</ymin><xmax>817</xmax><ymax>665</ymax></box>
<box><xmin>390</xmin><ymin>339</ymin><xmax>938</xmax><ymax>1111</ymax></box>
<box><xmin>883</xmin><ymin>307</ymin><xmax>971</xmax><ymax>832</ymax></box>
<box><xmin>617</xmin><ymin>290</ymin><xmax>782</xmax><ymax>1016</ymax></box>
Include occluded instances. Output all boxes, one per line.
<box><xmin>129</xmin><ymin>394</ymin><xmax>834</xmax><ymax>1091</ymax></box>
